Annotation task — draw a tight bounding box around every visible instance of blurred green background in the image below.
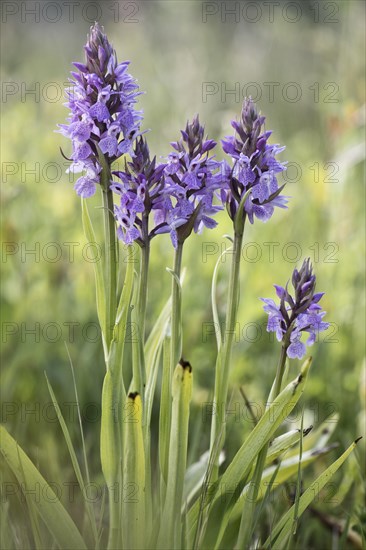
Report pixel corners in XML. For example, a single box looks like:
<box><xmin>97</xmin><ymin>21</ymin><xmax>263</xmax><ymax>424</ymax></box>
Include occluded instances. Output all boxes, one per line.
<box><xmin>1</xmin><ymin>0</ymin><xmax>365</xmax><ymax>546</ymax></box>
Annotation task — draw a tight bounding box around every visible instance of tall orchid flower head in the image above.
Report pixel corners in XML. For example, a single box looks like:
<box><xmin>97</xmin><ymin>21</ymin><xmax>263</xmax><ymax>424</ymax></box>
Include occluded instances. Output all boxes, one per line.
<box><xmin>261</xmin><ymin>259</ymin><xmax>329</xmax><ymax>359</ymax></box>
<box><xmin>154</xmin><ymin>115</ymin><xmax>227</xmax><ymax>248</ymax></box>
<box><xmin>58</xmin><ymin>23</ymin><xmax>143</xmax><ymax>198</ymax></box>
<box><xmin>111</xmin><ymin>137</ymin><xmax>166</xmax><ymax>245</ymax></box>
<box><xmin>222</xmin><ymin>97</ymin><xmax>288</xmax><ymax>224</ymax></box>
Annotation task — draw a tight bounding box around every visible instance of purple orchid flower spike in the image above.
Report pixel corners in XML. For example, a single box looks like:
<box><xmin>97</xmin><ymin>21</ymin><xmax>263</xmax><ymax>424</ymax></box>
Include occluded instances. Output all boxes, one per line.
<box><xmin>154</xmin><ymin>115</ymin><xmax>228</xmax><ymax>248</ymax></box>
<box><xmin>111</xmin><ymin>136</ymin><xmax>166</xmax><ymax>246</ymax></box>
<box><xmin>58</xmin><ymin>22</ymin><xmax>143</xmax><ymax>198</ymax></box>
<box><xmin>261</xmin><ymin>258</ymin><xmax>329</xmax><ymax>359</ymax></box>
<box><xmin>222</xmin><ymin>97</ymin><xmax>289</xmax><ymax>225</ymax></box>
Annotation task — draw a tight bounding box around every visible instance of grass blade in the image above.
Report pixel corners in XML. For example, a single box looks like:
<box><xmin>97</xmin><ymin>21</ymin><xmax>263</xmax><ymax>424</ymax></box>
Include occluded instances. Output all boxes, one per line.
<box><xmin>45</xmin><ymin>373</ymin><xmax>98</xmax><ymax>547</ymax></box>
<box><xmin>188</xmin><ymin>359</ymin><xmax>311</xmax><ymax>547</ymax></box>
<box><xmin>213</xmin><ymin>359</ymin><xmax>311</xmax><ymax>507</ymax></box>
<box><xmin>0</xmin><ymin>426</ymin><xmax>86</xmax><ymax>550</ymax></box>
<box><xmin>263</xmin><ymin>438</ymin><xmax>361</xmax><ymax>549</ymax></box>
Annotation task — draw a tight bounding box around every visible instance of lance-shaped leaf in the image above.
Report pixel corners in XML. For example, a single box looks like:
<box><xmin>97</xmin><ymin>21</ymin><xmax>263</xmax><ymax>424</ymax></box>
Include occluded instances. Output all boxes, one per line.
<box><xmin>122</xmin><ymin>392</ymin><xmax>146</xmax><ymax>550</ymax></box>
<box><xmin>207</xmin><ymin>438</ymin><xmax>335</xmax><ymax>550</ymax></box>
<box><xmin>183</xmin><ymin>428</ymin><xmax>304</xmax><ymax>522</ymax></box>
<box><xmin>45</xmin><ymin>375</ymin><xmax>98</xmax><ymax>546</ymax></box>
<box><xmin>213</xmin><ymin>358</ymin><xmax>311</xmax><ymax>508</ymax></box>
<box><xmin>266</xmin><ymin>427</ymin><xmax>311</xmax><ymax>465</ymax></box>
<box><xmin>292</xmin><ymin>412</ymin><xmax>339</xmax><ymax>455</ymax></box>
<box><xmin>158</xmin><ymin>360</ymin><xmax>192</xmax><ymax>549</ymax></box>
<box><xmin>263</xmin><ymin>438</ymin><xmax>361</xmax><ymax>549</ymax></box>
<box><xmin>188</xmin><ymin>359</ymin><xmax>311</xmax><ymax>548</ymax></box>
<box><xmin>183</xmin><ymin>450</ymin><xmax>225</xmax><ymax>511</ymax></box>
<box><xmin>0</xmin><ymin>426</ymin><xmax>86</xmax><ymax>550</ymax></box>
<box><xmin>230</xmin><ymin>443</ymin><xmax>338</xmax><ymax>523</ymax></box>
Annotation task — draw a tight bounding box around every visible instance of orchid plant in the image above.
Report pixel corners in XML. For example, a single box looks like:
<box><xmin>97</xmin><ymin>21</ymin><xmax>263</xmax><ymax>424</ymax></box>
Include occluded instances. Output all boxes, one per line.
<box><xmin>1</xmin><ymin>24</ymin><xmax>361</xmax><ymax>550</ymax></box>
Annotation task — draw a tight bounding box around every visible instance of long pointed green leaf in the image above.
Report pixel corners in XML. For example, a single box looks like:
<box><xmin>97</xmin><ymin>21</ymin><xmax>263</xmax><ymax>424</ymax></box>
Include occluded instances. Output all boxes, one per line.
<box><xmin>188</xmin><ymin>359</ymin><xmax>311</xmax><ymax>547</ymax></box>
<box><xmin>213</xmin><ymin>443</ymin><xmax>337</xmax><ymax>549</ymax></box>
<box><xmin>263</xmin><ymin>439</ymin><xmax>361</xmax><ymax>549</ymax></box>
<box><xmin>0</xmin><ymin>426</ymin><xmax>86</xmax><ymax>550</ymax></box>
<box><xmin>122</xmin><ymin>393</ymin><xmax>146</xmax><ymax>549</ymax></box>
<box><xmin>183</xmin><ymin>450</ymin><xmax>225</xmax><ymax>508</ymax></box>
<box><xmin>266</xmin><ymin>428</ymin><xmax>309</xmax><ymax>465</ymax></box>
<box><xmin>158</xmin><ymin>362</ymin><xmax>192</xmax><ymax>549</ymax></box>
<box><xmin>213</xmin><ymin>358</ymin><xmax>311</xmax><ymax>506</ymax></box>
<box><xmin>15</xmin><ymin>444</ymin><xmax>44</xmax><ymax>548</ymax></box>
<box><xmin>184</xmin><ymin>430</ymin><xmax>307</xmax><ymax>542</ymax></box>
<box><xmin>296</xmin><ymin>412</ymin><xmax>339</xmax><ymax>454</ymax></box>
<box><xmin>145</xmin><ymin>296</ymin><xmax>171</xmax><ymax>375</ymax></box>
<box><xmin>45</xmin><ymin>374</ymin><xmax>98</xmax><ymax>546</ymax></box>
<box><xmin>244</xmin><ymin>445</ymin><xmax>337</xmax><ymax>507</ymax></box>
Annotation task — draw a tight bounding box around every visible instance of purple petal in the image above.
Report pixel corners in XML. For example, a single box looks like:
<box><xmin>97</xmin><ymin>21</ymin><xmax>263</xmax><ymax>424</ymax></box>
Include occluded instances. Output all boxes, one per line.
<box><xmin>274</xmin><ymin>285</ymin><xmax>286</xmax><ymax>299</ymax></box>
<box><xmin>287</xmin><ymin>340</ymin><xmax>306</xmax><ymax>360</ymax></box>
<box><xmin>74</xmin><ymin>176</ymin><xmax>97</xmax><ymax>198</ymax></box>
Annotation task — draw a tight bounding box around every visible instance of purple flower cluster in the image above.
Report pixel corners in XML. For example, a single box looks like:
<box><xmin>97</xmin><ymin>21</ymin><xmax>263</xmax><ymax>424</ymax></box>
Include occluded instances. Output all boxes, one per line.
<box><xmin>154</xmin><ymin>115</ymin><xmax>226</xmax><ymax>248</ymax></box>
<box><xmin>58</xmin><ymin>23</ymin><xmax>142</xmax><ymax>198</ymax></box>
<box><xmin>261</xmin><ymin>259</ymin><xmax>329</xmax><ymax>359</ymax></box>
<box><xmin>59</xmin><ymin>27</ymin><xmax>293</xmax><ymax>250</ymax></box>
<box><xmin>111</xmin><ymin>137</ymin><xmax>165</xmax><ymax>245</ymax></box>
<box><xmin>222</xmin><ymin>97</ymin><xmax>288</xmax><ymax>224</ymax></box>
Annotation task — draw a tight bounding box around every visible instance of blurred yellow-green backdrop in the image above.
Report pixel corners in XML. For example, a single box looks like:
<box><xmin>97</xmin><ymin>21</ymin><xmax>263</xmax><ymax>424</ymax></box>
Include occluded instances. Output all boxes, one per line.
<box><xmin>1</xmin><ymin>0</ymin><xmax>365</xmax><ymax>544</ymax></box>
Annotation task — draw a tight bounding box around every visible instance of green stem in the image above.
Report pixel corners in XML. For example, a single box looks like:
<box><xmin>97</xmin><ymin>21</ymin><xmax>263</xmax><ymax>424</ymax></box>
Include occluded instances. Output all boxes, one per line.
<box><xmin>100</xmin><ymin>158</ymin><xmax>119</xmax><ymax>548</ymax></box>
<box><xmin>107</xmin><ymin>503</ymin><xmax>119</xmax><ymax>550</ymax></box>
<box><xmin>236</xmin><ymin>344</ymin><xmax>288</xmax><ymax>549</ymax></box>
<box><xmin>209</xmin><ymin>229</ymin><xmax>244</xmax><ymax>479</ymax></box>
<box><xmin>138</xmin><ymin>242</ymin><xmax>150</xmax><ymax>341</ymax></box>
<box><xmin>101</xmin><ymin>182</ymin><xmax>117</xmax><ymax>349</ymax></box>
<box><xmin>272</xmin><ymin>342</ymin><xmax>289</xmax><ymax>399</ymax></box>
<box><xmin>159</xmin><ymin>243</ymin><xmax>183</xmax><ymax>507</ymax></box>
<box><xmin>137</xmin><ymin>239</ymin><xmax>150</xmax><ymax>394</ymax></box>
<box><xmin>138</xmin><ymin>215</ymin><xmax>150</xmax><ymax>338</ymax></box>
<box><xmin>137</xmin><ymin>235</ymin><xmax>151</xmax><ymax>540</ymax></box>
<box><xmin>130</xmin><ymin>219</ymin><xmax>149</xmax><ymax>396</ymax></box>
<box><xmin>170</xmin><ymin>242</ymin><xmax>184</xmax><ymax>373</ymax></box>
<box><xmin>128</xmin><ymin>241</ymin><xmax>149</xmax><ymax>403</ymax></box>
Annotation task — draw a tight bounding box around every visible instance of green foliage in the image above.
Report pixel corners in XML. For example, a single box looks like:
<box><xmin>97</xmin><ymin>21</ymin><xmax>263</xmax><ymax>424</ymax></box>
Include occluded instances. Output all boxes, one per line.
<box><xmin>0</xmin><ymin>426</ymin><xmax>86</xmax><ymax>549</ymax></box>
